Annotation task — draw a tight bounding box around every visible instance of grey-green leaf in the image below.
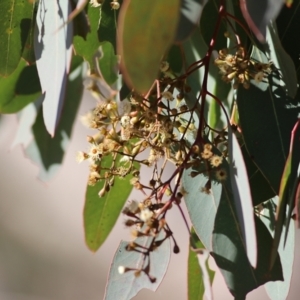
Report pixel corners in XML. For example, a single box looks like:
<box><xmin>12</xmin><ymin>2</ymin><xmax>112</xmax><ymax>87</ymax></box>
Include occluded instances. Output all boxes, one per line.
<box><xmin>262</xmin><ymin>198</ymin><xmax>295</xmax><ymax>300</ymax></box>
<box><xmin>104</xmin><ymin>236</ymin><xmax>170</xmax><ymax>300</ymax></box>
<box><xmin>183</xmin><ymin>168</ymin><xmax>222</xmax><ymax>250</ymax></box>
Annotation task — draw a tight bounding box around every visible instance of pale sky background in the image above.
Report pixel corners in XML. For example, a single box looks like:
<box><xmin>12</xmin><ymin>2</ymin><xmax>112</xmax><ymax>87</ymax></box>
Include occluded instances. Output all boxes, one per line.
<box><xmin>0</xmin><ymin>91</ymin><xmax>299</xmax><ymax>300</ymax></box>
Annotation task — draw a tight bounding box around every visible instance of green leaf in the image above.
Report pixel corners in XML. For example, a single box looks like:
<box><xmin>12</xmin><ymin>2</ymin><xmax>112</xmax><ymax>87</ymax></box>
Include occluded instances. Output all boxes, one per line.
<box><xmin>84</xmin><ymin>160</ymin><xmax>139</xmax><ymax>252</ymax></box>
<box><xmin>104</xmin><ymin>235</ymin><xmax>170</xmax><ymax>299</ymax></box>
<box><xmin>0</xmin><ymin>0</ymin><xmax>36</xmax><ymax>76</ymax></box>
<box><xmin>212</xmin><ymin>177</ymin><xmax>283</xmax><ymax>298</ymax></box>
<box><xmin>21</xmin><ymin>3</ymin><xmax>37</xmax><ymax>64</ymax></box>
<box><xmin>266</xmin><ymin>22</ymin><xmax>298</xmax><ymax>98</ymax></box>
<box><xmin>236</xmin><ymin>80</ymin><xmax>300</xmax><ymax>195</ymax></box>
<box><xmin>175</xmin><ymin>0</ymin><xmax>208</xmax><ymax>42</ymax></box>
<box><xmin>0</xmin><ymin>59</ymin><xmax>41</xmax><ymax>114</ymax></box>
<box><xmin>276</xmin><ymin>0</ymin><xmax>300</xmax><ymax>83</ymax></box>
<box><xmin>241</xmin><ymin>144</ymin><xmax>276</xmax><ymax>205</ymax></box>
<box><xmin>98</xmin><ymin>0</ymin><xmax>121</xmax><ymax>51</ymax></box>
<box><xmin>261</xmin><ymin>198</ymin><xmax>295</xmax><ymax>300</ymax></box>
<box><xmin>99</xmin><ymin>41</ymin><xmax>119</xmax><ymax>85</ymax></box>
<box><xmin>24</xmin><ymin>56</ymin><xmax>85</xmax><ymax>181</ymax></box>
<box><xmin>188</xmin><ymin>229</ymin><xmax>215</xmax><ymax>300</ymax></box>
<box><xmin>73</xmin><ymin>5</ymin><xmax>101</xmax><ymax>68</ymax></box>
<box><xmin>118</xmin><ymin>0</ymin><xmax>180</xmax><ymax>93</ymax></box>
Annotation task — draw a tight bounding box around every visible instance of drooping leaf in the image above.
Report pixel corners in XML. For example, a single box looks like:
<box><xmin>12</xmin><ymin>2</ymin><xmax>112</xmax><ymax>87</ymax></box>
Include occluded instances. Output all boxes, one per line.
<box><xmin>266</xmin><ymin>21</ymin><xmax>298</xmax><ymax>98</ymax></box>
<box><xmin>276</xmin><ymin>0</ymin><xmax>300</xmax><ymax>82</ymax></box>
<box><xmin>271</xmin><ymin>118</ymin><xmax>300</xmax><ymax>267</ymax></box>
<box><xmin>295</xmin><ymin>163</ymin><xmax>300</xmax><ymax>227</ymax></box>
<box><xmin>212</xmin><ymin>178</ymin><xmax>283</xmax><ymax>298</ymax></box>
<box><xmin>98</xmin><ymin>0</ymin><xmax>121</xmax><ymax>52</ymax></box>
<box><xmin>241</xmin><ymin>144</ymin><xmax>276</xmax><ymax>205</ymax></box>
<box><xmin>236</xmin><ymin>79</ymin><xmax>300</xmax><ymax>195</ymax></box>
<box><xmin>183</xmin><ymin>167</ymin><xmax>222</xmax><ymax>250</ymax></box>
<box><xmin>260</xmin><ymin>198</ymin><xmax>295</xmax><ymax>300</ymax></box>
<box><xmin>0</xmin><ymin>59</ymin><xmax>41</xmax><ymax>114</ymax></box>
<box><xmin>166</xmin><ymin>45</ymin><xmax>183</xmax><ymax>74</ymax></box>
<box><xmin>188</xmin><ymin>229</ymin><xmax>215</xmax><ymax>300</ymax></box>
<box><xmin>175</xmin><ymin>0</ymin><xmax>208</xmax><ymax>42</ymax></box>
<box><xmin>84</xmin><ymin>159</ymin><xmax>139</xmax><ymax>252</ymax></box>
<box><xmin>0</xmin><ymin>0</ymin><xmax>35</xmax><ymax>76</ymax></box>
<box><xmin>98</xmin><ymin>41</ymin><xmax>119</xmax><ymax>85</ymax></box>
<box><xmin>239</xmin><ymin>0</ymin><xmax>284</xmax><ymax>42</ymax></box>
<box><xmin>104</xmin><ymin>235</ymin><xmax>170</xmax><ymax>300</ymax></box>
<box><xmin>228</xmin><ymin>126</ymin><xmax>257</xmax><ymax>268</ymax></box>
<box><xmin>181</xmin><ymin>30</ymin><xmax>205</xmax><ymax>107</ymax></box>
<box><xmin>25</xmin><ymin>56</ymin><xmax>85</xmax><ymax>181</ymax></box>
<box><xmin>34</xmin><ymin>0</ymin><xmax>73</xmax><ymax>136</ymax></box>
<box><xmin>73</xmin><ymin>4</ymin><xmax>101</xmax><ymax>68</ymax></box>
<box><xmin>21</xmin><ymin>3</ymin><xmax>38</xmax><ymax>64</ymax></box>
<box><xmin>118</xmin><ymin>0</ymin><xmax>180</xmax><ymax>93</ymax></box>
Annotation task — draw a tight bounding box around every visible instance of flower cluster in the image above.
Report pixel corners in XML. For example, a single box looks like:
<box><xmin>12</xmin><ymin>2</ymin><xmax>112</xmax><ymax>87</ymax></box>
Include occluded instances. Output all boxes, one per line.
<box><xmin>78</xmin><ymin>58</ymin><xmax>231</xmax><ymax>281</ymax></box>
<box><xmin>214</xmin><ymin>46</ymin><xmax>273</xmax><ymax>89</ymax></box>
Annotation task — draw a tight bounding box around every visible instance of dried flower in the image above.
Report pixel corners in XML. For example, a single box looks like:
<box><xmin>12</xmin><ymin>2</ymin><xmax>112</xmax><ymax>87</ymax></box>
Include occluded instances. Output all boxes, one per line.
<box><xmin>254</xmin><ymin>71</ymin><xmax>265</xmax><ymax>83</ymax></box>
<box><xmin>160</xmin><ymin>61</ymin><xmax>170</xmax><ymax>72</ymax></box>
<box><xmin>215</xmin><ymin>168</ymin><xmax>227</xmax><ymax>181</ymax></box>
<box><xmin>90</xmin><ymin>0</ymin><xmax>102</xmax><ymax>7</ymax></box>
<box><xmin>161</xmin><ymin>91</ymin><xmax>174</xmax><ymax>101</ymax></box>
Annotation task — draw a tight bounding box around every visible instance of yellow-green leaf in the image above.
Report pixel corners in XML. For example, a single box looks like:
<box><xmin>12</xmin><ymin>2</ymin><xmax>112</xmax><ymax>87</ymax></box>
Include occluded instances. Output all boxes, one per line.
<box><xmin>118</xmin><ymin>0</ymin><xmax>180</xmax><ymax>93</ymax></box>
<box><xmin>84</xmin><ymin>159</ymin><xmax>139</xmax><ymax>252</ymax></box>
<box><xmin>0</xmin><ymin>0</ymin><xmax>36</xmax><ymax>76</ymax></box>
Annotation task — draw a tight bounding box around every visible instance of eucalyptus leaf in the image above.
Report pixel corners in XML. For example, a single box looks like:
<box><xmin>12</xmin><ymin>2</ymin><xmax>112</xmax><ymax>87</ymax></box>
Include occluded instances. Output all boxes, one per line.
<box><xmin>118</xmin><ymin>0</ymin><xmax>180</xmax><ymax>93</ymax></box>
<box><xmin>237</xmin><ymin>80</ymin><xmax>300</xmax><ymax>195</ymax></box>
<box><xmin>212</xmin><ymin>177</ymin><xmax>283</xmax><ymax>298</ymax></box>
<box><xmin>73</xmin><ymin>3</ymin><xmax>101</xmax><ymax>68</ymax></box>
<box><xmin>228</xmin><ymin>127</ymin><xmax>257</xmax><ymax>268</ymax></box>
<box><xmin>25</xmin><ymin>56</ymin><xmax>85</xmax><ymax>181</ymax></box>
<box><xmin>261</xmin><ymin>198</ymin><xmax>295</xmax><ymax>300</ymax></box>
<box><xmin>183</xmin><ymin>168</ymin><xmax>222</xmax><ymax>250</ymax></box>
<box><xmin>34</xmin><ymin>0</ymin><xmax>73</xmax><ymax>136</ymax></box>
<box><xmin>266</xmin><ymin>22</ymin><xmax>298</xmax><ymax>98</ymax></box>
<box><xmin>240</xmin><ymin>0</ymin><xmax>284</xmax><ymax>42</ymax></box>
<box><xmin>84</xmin><ymin>159</ymin><xmax>139</xmax><ymax>252</ymax></box>
<box><xmin>175</xmin><ymin>0</ymin><xmax>208</xmax><ymax>42</ymax></box>
<box><xmin>98</xmin><ymin>41</ymin><xmax>119</xmax><ymax>85</ymax></box>
<box><xmin>188</xmin><ymin>229</ymin><xmax>215</xmax><ymax>300</ymax></box>
<box><xmin>0</xmin><ymin>60</ymin><xmax>41</xmax><ymax>114</ymax></box>
<box><xmin>104</xmin><ymin>235</ymin><xmax>170</xmax><ymax>300</ymax></box>
<box><xmin>0</xmin><ymin>0</ymin><xmax>35</xmax><ymax>76</ymax></box>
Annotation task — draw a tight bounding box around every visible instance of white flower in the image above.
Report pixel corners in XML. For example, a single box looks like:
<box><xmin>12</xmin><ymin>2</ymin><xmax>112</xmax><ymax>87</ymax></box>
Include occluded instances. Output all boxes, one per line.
<box><xmin>111</xmin><ymin>1</ymin><xmax>120</xmax><ymax>10</ymax></box>
<box><xmin>90</xmin><ymin>0</ymin><xmax>102</xmax><ymax>7</ymax></box>
<box><xmin>76</xmin><ymin>151</ymin><xmax>88</xmax><ymax>163</ymax></box>
<box><xmin>88</xmin><ymin>144</ymin><xmax>102</xmax><ymax>162</ymax></box>
<box><xmin>80</xmin><ymin>111</ymin><xmax>94</xmax><ymax>128</ymax></box>
<box><xmin>120</xmin><ymin>115</ymin><xmax>131</xmax><ymax>128</ymax></box>
<box><xmin>120</xmin><ymin>155</ymin><xmax>131</xmax><ymax>163</ymax></box>
<box><xmin>140</xmin><ymin>208</ymin><xmax>154</xmax><ymax>222</ymax></box>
